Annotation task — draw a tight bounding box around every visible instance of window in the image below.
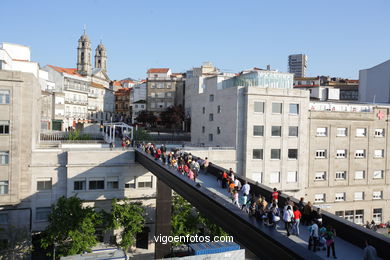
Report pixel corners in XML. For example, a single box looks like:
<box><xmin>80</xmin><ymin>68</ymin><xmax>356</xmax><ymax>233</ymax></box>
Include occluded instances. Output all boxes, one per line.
<box><xmin>252</xmin><ymin>149</ymin><xmax>263</xmax><ymax>160</ymax></box>
<box><xmin>335</xmin><ymin>192</ymin><xmax>345</xmax><ymax>201</ymax></box>
<box><xmin>0</xmin><ymin>121</ymin><xmax>9</xmax><ymax>134</ymax></box>
<box><xmin>354</xmin><ymin>191</ymin><xmax>364</xmax><ymax>201</ymax></box>
<box><xmin>345</xmin><ymin>210</ymin><xmax>354</xmax><ymax>222</ymax></box>
<box><xmin>209</xmin><ymin>113</ymin><xmax>213</xmax><ymax>121</ymax></box>
<box><xmin>217</xmin><ymin>105</ymin><xmax>221</xmax><ymax>113</ymax></box>
<box><xmin>252</xmin><ymin>172</ymin><xmax>263</xmax><ymax>183</ymax></box>
<box><xmin>89</xmin><ymin>180</ymin><xmax>105</xmax><ymax>190</ymax></box>
<box><xmin>74</xmin><ymin>180</ymin><xmax>86</xmax><ymax>190</ymax></box>
<box><xmin>271</xmin><ymin>149</ymin><xmax>281</xmax><ymax>159</ymax></box>
<box><xmin>217</xmin><ymin>127</ymin><xmax>221</xmax><ymax>135</ymax></box>
<box><xmin>138</xmin><ymin>176</ymin><xmax>153</xmax><ymax>188</ymax></box>
<box><xmin>355</xmin><ymin>150</ymin><xmax>365</xmax><ymax>158</ymax></box>
<box><xmin>37</xmin><ymin>178</ymin><xmax>52</xmax><ymax>191</ymax></box>
<box><xmin>373</xmin><ymin>208</ymin><xmax>382</xmax><ymax>223</ymax></box>
<box><xmin>373</xmin><ymin>170</ymin><xmax>383</xmax><ymax>179</ymax></box>
<box><xmin>374</xmin><ymin>149</ymin><xmax>384</xmax><ymax>158</ymax></box>
<box><xmin>315</xmin><ymin>150</ymin><xmax>327</xmax><ymax>158</ymax></box>
<box><xmin>125</xmin><ymin>178</ymin><xmax>136</xmax><ymax>188</ymax></box>
<box><xmin>166</xmin><ymin>83</ymin><xmax>171</xmax><ymax>89</ymax></box>
<box><xmin>254</xmin><ymin>101</ymin><xmax>264</xmax><ymax>113</ymax></box>
<box><xmin>289</xmin><ymin>104</ymin><xmax>299</xmax><ymax>115</ymax></box>
<box><xmin>374</xmin><ymin>129</ymin><xmax>384</xmax><ymax>137</ymax></box>
<box><xmin>316</xmin><ymin>127</ymin><xmax>327</xmax><ymax>137</ymax></box>
<box><xmin>107</xmin><ymin>178</ymin><xmax>119</xmax><ymax>189</ymax></box>
<box><xmin>272</xmin><ymin>103</ymin><xmax>282</xmax><ymax>114</ymax></box>
<box><xmin>269</xmin><ymin>172</ymin><xmax>280</xmax><ymax>184</ymax></box>
<box><xmin>335</xmin><ymin>171</ymin><xmax>346</xmax><ymax>180</ymax></box>
<box><xmin>355</xmin><ymin>171</ymin><xmax>365</xmax><ymax>180</ymax></box>
<box><xmin>202</xmin><ymin>126</ymin><xmax>205</xmax><ymax>133</ymax></box>
<box><xmin>0</xmin><ymin>181</ymin><xmax>8</xmax><ymax>195</ymax></box>
<box><xmin>372</xmin><ymin>191</ymin><xmax>382</xmax><ymax>200</ymax></box>
<box><xmin>288</xmin><ymin>149</ymin><xmax>298</xmax><ymax>159</ymax></box>
<box><xmin>356</xmin><ymin>128</ymin><xmax>366</xmax><ymax>137</ymax></box>
<box><xmin>287</xmin><ymin>171</ymin><xmax>297</xmax><ymax>183</ymax></box>
<box><xmin>0</xmin><ymin>213</ymin><xmax>8</xmax><ymax>224</ymax></box>
<box><xmin>314</xmin><ymin>194</ymin><xmax>325</xmax><ymax>203</ymax></box>
<box><xmin>271</xmin><ymin>126</ymin><xmax>281</xmax><ymax>136</ymax></box>
<box><xmin>0</xmin><ymin>152</ymin><xmax>9</xmax><ymax>165</ymax></box>
<box><xmin>336</xmin><ymin>128</ymin><xmax>347</xmax><ymax>137</ymax></box>
<box><xmin>165</xmin><ymin>92</ymin><xmax>172</xmax><ymax>98</ymax></box>
<box><xmin>355</xmin><ymin>210</ymin><xmax>364</xmax><ymax>225</ymax></box>
<box><xmin>335</xmin><ymin>211</ymin><xmax>344</xmax><ymax>218</ymax></box>
<box><xmin>0</xmin><ymin>90</ymin><xmax>10</xmax><ymax>104</ymax></box>
<box><xmin>289</xmin><ymin>126</ymin><xmax>298</xmax><ymax>137</ymax></box>
<box><xmin>336</xmin><ymin>150</ymin><xmax>346</xmax><ymax>158</ymax></box>
<box><xmin>202</xmin><ymin>107</ymin><xmax>205</xmax><ymax>114</ymax></box>
<box><xmin>36</xmin><ymin>207</ymin><xmax>51</xmax><ymax>222</ymax></box>
<box><xmin>208</xmin><ymin>134</ymin><xmax>213</xmax><ymax>142</ymax></box>
<box><xmin>209</xmin><ymin>95</ymin><xmax>214</xmax><ymax>102</ymax></box>
<box><xmin>253</xmin><ymin>125</ymin><xmax>264</xmax><ymax>136</ymax></box>
<box><xmin>315</xmin><ymin>171</ymin><xmax>326</xmax><ymax>180</ymax></box>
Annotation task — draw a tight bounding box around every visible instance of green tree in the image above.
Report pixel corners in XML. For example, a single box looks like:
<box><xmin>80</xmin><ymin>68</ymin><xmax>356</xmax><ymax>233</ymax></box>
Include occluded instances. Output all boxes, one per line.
<box><xmin>160</xmin><ymin>105</ymin><xmax>184</xmax><ymax>130</ymax></box>
<box><xmin>0</xmin><ymin>225</ymin><xmax>32</xmax><ymax>259</ymax></box>
<box><xmin>133</xmin><ymin>129</ymin><xmax>153</xmax><ymax>142</ymax></box>
<box><xmin>135</xmin><ymin>111</ymin><xmax>157</xmax><ymax>126</ymax></box>
<box><xmin>106</xmin><ymin>199</ymin><xmax>145</xmax><ymax>252</ymax></box>
<box><xmin>40</xmin><ymin>196</ymin><xmax>102</xmax><ymax>258</ymax></box>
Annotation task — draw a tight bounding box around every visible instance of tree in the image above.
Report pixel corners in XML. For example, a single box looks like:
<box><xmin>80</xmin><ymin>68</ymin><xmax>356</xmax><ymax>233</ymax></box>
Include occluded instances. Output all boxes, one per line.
<box><xmin>40</xmin><ymin>196</ymin><xmax>102</xmax><ymax>258</ymax></box>
<box><xmin>135</xmin><ymin>111</ymin><xmax>157</xmax><ymax>126</ymax></box>
<box><xmin>0</xmin><ymin>225</ymin><xmax>32</xmax><ymax>259</ymax></box>
<box><xmin>106</xmin><ymin>199</ymin><xmax>145</xmax><ymax>252</ymax></box>
<box><xmin>133</xmin><ymin>129</ymin><xmax>153</xmax><ymax>142</ymax></box>
<box><xmin>160</xmin><ymin>105</ymin><xmax>184</xmax><ymax>130</ymax></box>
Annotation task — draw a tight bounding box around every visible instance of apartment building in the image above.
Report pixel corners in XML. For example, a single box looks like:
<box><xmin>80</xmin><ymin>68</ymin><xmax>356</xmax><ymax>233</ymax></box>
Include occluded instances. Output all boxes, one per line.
<box><xmin>359</xmin><ymin>59</ymin><xmax>390</xmax><ymax>103</ymax></box>
<box><xmin>307</xmin><ymin>102</ymin><xmax>390</xmax><ymax>225</ymax></box>
<box><xmin>115</xmin><ymin>88</ymin><xmax>131</xmax><ymax>123</ymax></box>
<box><xmin>288</xmin><ymin>54</ymin><xmax>308</xmax><ymax>78</ymax></box>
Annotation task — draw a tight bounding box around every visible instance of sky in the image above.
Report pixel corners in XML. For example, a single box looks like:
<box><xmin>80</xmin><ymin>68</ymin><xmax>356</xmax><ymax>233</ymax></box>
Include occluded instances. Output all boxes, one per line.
<box><xmin>1</xmin><ymin>0</ymin><xmax>390</xmax><ymax>80</ymax></box>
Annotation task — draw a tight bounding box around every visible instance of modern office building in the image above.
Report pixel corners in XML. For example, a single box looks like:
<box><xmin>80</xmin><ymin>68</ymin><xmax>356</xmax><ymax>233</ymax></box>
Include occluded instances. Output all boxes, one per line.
<box><xmin>359</xmin><ymin>59</ymin><xmax>390</xmax><ymax>103</ymax></box>
<box><xmin>288</xmin><ymin>54</ymin><xmax>308</xmax><ymax>78</ymax></box>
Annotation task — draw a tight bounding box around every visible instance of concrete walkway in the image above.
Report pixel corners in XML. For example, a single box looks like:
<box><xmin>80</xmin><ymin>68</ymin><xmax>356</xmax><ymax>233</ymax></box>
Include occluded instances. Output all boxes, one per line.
<box><xmin>196</xmin><ymin>171</ymin><xmax>378</xmax><ymax>260</ymax></box>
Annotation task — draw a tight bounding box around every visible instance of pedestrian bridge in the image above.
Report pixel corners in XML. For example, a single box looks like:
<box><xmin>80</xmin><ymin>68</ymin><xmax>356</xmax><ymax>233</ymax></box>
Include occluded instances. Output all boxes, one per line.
<box><xmin>134</xmin><ymin>149</ymin><xmax>389</xmax><ymax>260</ymax></box>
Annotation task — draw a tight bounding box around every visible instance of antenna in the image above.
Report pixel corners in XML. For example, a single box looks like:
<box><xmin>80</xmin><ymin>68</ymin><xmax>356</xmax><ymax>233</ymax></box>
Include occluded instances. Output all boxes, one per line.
<box><xmin>83</xmin><ymin>24</ymin><xmax>87</xmax><ymax>35</ymax></box>
<box><xmin>100</xmin><ymin>35</ymin><xmax>103</xmax><ymax>44</ymax></box>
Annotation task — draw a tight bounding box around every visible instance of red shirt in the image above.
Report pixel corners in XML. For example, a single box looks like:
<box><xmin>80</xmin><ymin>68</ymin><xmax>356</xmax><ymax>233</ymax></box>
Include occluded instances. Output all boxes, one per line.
<box><xmin>272</xmin><ymin>191</ymin><xmax>279</xmax><ymax>200</ymax></box>
<box><xmin>294</xmin><ymin>210</ymin><xmax>302</xmax><ymax>220</ymax></box>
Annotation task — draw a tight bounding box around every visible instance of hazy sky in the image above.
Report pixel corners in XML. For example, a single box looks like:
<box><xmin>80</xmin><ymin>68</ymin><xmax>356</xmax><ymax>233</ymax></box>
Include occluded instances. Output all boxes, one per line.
<box><xmin>1</xmin><ymin>0</ymin><xmax>390</xmax><ymax>80</ymax></box>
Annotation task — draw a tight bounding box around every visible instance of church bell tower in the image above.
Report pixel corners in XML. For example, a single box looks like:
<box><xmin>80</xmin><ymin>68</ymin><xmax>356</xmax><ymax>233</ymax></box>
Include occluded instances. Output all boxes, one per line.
<box><xmin>77</xmin><ymin>30</ymin><xmax>92</xmax><ymax>76</ymax></box>
<box><xmin>94</xmin><ymin>42</ymin><xmax>107</xmax><ymax>73</ymax></box>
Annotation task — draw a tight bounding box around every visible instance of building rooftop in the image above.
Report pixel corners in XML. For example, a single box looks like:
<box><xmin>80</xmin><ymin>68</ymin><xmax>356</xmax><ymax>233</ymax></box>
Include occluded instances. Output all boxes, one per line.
<box><xmin>48</xmin><ymin>65</ymin><xmax>83</xmax><ymax>77</ymax></box>
<box><xmin>147</xmin><ymin>68</ymin><xmax>170</xmax><ymax>73</ymax></box>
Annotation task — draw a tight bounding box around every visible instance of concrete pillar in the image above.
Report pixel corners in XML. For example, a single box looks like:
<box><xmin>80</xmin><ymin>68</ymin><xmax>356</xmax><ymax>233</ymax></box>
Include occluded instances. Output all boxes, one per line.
<box><xmin>155</xmin><ymin>178</ymin><xmax>172</xmax><ymax>259</ymax></box>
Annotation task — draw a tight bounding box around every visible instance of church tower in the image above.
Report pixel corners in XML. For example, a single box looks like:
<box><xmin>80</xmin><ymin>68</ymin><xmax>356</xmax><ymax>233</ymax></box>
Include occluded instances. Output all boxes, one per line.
<box><xmin>77</xmin><ymin>31</ymin><xmax>92</xmax><ymax>76</ymax></box>
<box><xmin>94</xmin><ymin>42</ymin><xmax>107</xmax><ymax>73</ymax></box>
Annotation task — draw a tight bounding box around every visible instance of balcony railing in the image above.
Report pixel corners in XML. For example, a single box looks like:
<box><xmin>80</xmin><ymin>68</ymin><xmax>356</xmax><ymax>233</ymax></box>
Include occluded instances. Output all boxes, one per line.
<box><xmin>65</xmin><ymin>98</ymin><xmax>88</xmax><ymax>105</ymax></box>
<box><xmin>88</xmin><ymin>92</ymin><xmax>98</xmax><ymax>98</ymax></box>
<box><xmin>64</xmin><ymin>84</ymin><xmax>89</xmax><ymax>93</ymax></box>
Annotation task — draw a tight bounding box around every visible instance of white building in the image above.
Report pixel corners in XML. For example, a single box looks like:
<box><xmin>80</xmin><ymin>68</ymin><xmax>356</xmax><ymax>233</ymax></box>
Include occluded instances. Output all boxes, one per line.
<box><xmin>288</xmin><ymin>54</ymin><xmax>308</xmax><ymax>78</ymax></box>
<box><xmin>359</xmin><ymin>59</ymin><xmax>390</xmax><ymax>103</ymax></box>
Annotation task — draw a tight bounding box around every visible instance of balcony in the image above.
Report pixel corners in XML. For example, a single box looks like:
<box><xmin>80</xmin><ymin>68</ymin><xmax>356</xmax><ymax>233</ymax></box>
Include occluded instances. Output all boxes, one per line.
<box><xmin>64</xmin><ymin>84</ymin><xmax>89</xmax><ymax>93</ymax></box>
<box><xmin>88</xmin><ymin>92</ymin><xmax>98</xmax><ymax>98</ymax></box>
<box><xmin>65</xmin><ymin>98</ymin><xmax>88</xmax><ymax>105</ymax></box>
<box><xmin>88</xmin><ymin>106</ymin><xmax>97</xmax><ymax>111</ymax></box>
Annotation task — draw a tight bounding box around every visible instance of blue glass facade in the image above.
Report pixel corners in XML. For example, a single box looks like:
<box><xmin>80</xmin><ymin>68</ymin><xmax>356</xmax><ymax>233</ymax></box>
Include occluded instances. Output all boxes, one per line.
<box><xmin>222</xmin><ymin>71</ymin><xmax>293</xmax><ymax>89</ymax></box>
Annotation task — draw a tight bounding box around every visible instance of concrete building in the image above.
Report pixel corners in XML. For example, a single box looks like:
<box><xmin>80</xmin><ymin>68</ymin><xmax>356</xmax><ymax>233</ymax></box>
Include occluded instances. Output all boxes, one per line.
<box><xmin>115</xmin><ymin>88</ymin><xmax>131</xmax><ymax>123</ymax></box>
<box><xmin>190</xmin><ymin>68</ymin><xmax>309</xmax><ymax>197</ymax></box>
<box><xmin>359</xmin><ymin>59</ymin><xmax>390</xmax><ymax>103</ymax></box>
<box><xmin>288</xmin><ymin>54</ymin><xmax>308</xmax><ymax>78</ymax></box>
<box><xmin>146</xmin><ymin>68</ymin><xmax>185</xmax><ymax>116</ymax></box>
<box><xmin>307</xmin><ymin>102</ymin><xmax>390</xmax><ymax>225</ymax></box>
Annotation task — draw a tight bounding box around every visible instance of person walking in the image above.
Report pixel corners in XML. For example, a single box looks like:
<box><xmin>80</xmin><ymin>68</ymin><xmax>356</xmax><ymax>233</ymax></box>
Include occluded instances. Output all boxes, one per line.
<box><xmin>203</xmin><ymin>157</ymin><xmax>209</xmax><ymax>174</ymax></box>
<box><xmin>292</xmin><ymin>205</ymin><xmax>302</xmax><ymax>236</ymax></box>
<box><xmin>363</xmin><ymin>239</ymin><xmax>377</xmax><ymax>260</ymax></box>
<box><xmin>283</xmin><ymin>205</ymin><xmax>294</xmax><ymax>236</ymax></box>
<box><xmin>308</xmin><ymin>220</ymin><xmax>319</xmax><ymax>252</ymax></box>
<box><xmin>325</xmin><ymin>226</ymin><xmax>337</xmax><ymax>259</ymax></box>
<box><xmin>241</xmin><ymin>181</ymin><xmax>250</xmax><ymax>206</ymax></box>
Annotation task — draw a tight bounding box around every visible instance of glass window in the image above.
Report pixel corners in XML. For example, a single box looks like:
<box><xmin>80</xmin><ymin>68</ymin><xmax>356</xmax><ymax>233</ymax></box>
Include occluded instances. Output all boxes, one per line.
<box><xmin>0</xmin><ymin>121</ymin><xmax>10</xmax><ymax>134</ymax></box>
<box><xmin>335</xmin><ymin>171</ymin><xmax>346</xmax><ymax>180</ymax></box>
<box><xmin>0</xmin><ymin>181</ymin><xmax>9</xmax><ymax>195</ymax></box>
<box><xmin>289</xmin><ymin>126</ymin><xmax>298</xmax><ymax>137</ymax></box>
<box><xmin>335</xmin><ymin>192</ymin><xmax>345</xmax><ymax>201</ymax></box>
<box><xmin>289</xmin><ymin>104</ymin><xmax>299</xmax><ymax>115</ymax></box>
<box><xmin>36</xmin><ymin>207</ymin><xmax>51</xmax><ymax>222</ymax></box>
<box><xmin>315</xmin><ymin>172</ymin><xmax>326</xmax><ymax>180</ymax></box>
<box><xmin>335</xmin><ymin>211</ymin><xmax>344</xmax><ymax>218</ymax></box>
<box><xmin>107</xmin><ymin>177</ymin><xmax>119</xmax><ymax>189</ymax></box>
<box><xmin>254</xmin><ymin>102</ymin><xmax>264</xmax><ymax>113</ymax></box>
<box><xmin>355</xmin><ymin>171</ymin><xmax>365</xmax><ymax>180</ymax></box>
<box><xmin>252</xmin><ymin>149</ymin><xmax>263</xmax><ymax>160</ymax></box>
<box><xmin>74</xmin><ymin>180</ymin><xmax>86</xmax><ymax>190</ymax></box>
<box><xmin>316</xmin><ymin>127</ymin><xmax>327</xmax><ymax>136</ymax></box>
<box><xmin>0</xmin><ymin>90</ymin><xmax>10</xmax><ymax>104</ymax></box>
<box><xmin>315</xmin><ymin>149</ymin><xmax>327</xmax><ymax>158</ymax></box>
<box><xmin>202</xmin><ymin>126</ymin><xmax>205</xmax><ymax>133</ymax></box>
<box><xmin>209</xmin><ymin>95</ymin><xmax>214</xmax><ymax>102</ymax></box>
<box><xmin>314</xmin><ymin>193</ymin><xmax>325</xmax><ymax>203</ymax></box>
<box><xmin>374</xmin><ymin>129</ymin><xmax>384</xmax><ymax>137</ymax></box>
<box><xmin>253</xmin><ymin>125</ymin><xmax>264</xmax><ymax>136</ymax></box>
<box><xmin>374</xmin><ymin>149</ymin><xmax>384</xmax><ymax>158</ymax></box>
<box><xmin>138</xmin><ymin>176</ymin><xmax>153</xmax><ymax>188</ymax></box>
<box><xmin>269</xmin><ymin>172</ymin><xmax>280</xmax><ymax>184</ymax></box>
<box><xmin>37</xmin><ymin>178</ymin><xmax>52</xmax><ymax>191</ymax></box>
<box><xmin>336</xmin><ymin>150</ymin><xmax>347</xmax><ymax>158</ymax></box>
<box><xmin>372</xmin><ymin>191</ymin><xmax>382</xmax><ymax>200</ymax></box>
<box><xmin>125</xmin><ymin>177</ymin><xmax>136</xmax><ymax>189</ymax></box>
<box><xmin>0</xmin><ymin>152</ymin><xmax>9</xmax><ymax>165</ymax></box>
<box><xmin>209</xmin><ymin>113</ymin><xmax>213</xmax><ymax>121</ymax></box>
<box><xmin>271</xmin><ymin>126</ymin><xmax>281</xmax><ymax>137</ymax></box>
<box><xmin>336</xmin><ymin>128</ymin><xmax>348</xmax><ymax>137</ymax></box>
<box><xmin>272</xmin><ymin>103</ymin><xmax>282</xmax><ymax>114</ymax></box>
<box><xmin>355</xmin><ymin>150</ymin><xmax>365</xmax><ymax>158</ymax></box>
<box><xmin>345</xmin><ymin>210</ymin><xmax>354</xmax><ymax>222</ymax></box>
<box><xmin>208</xmin><ymin>134</ymin><xmax>213</xmax><ymax>142</ymax></box>
<box><xmin>356</xmin><ymin>128</ymin><xmax>366</xmax><ymax>137</ymax></box>
<box><xmin>217</xmin><ymin>127</ymin><xmax>221</xmax><ymax>135</ymax></box>
<box><xmin>373</xmin><ymin>170</ymin><xmax>383</xmax><ymax>179</ymax></box>
<box><xmin>287</xmin><ymin>171</ymin><xmax>297</xmax><ymax>183</ymax></box>
<box><xmin>288</xmin><ymin>149</ymin><xmax>298</xmax><ymax>159</ymax></box>
<box><xmin>217</xmin><ymin>105</ymin><xmax>221</xmax><ymax>113</ymax></box>
<box><xmin>354</xmin><ymin>191</ymin><xmax>364</xmax><ymax>201</ymax></box>
<box><xmin>271</xmin><ymin>149</ymin><xmax>281</xmax><ymax>159</ymax></box>
<box><xmin>354</xmin><ymin>210</ymin><xmax>364</xmax><ymax>224</ymax></box>
<box><xmin>373</xmin><ymin>208</ymin><xmax>382</xmax><ymax>223</ymax></box>
<box><xmin>89</xmin><ymin>180</ymin><xmax>105</xmax><ymax>190</ymax></box>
